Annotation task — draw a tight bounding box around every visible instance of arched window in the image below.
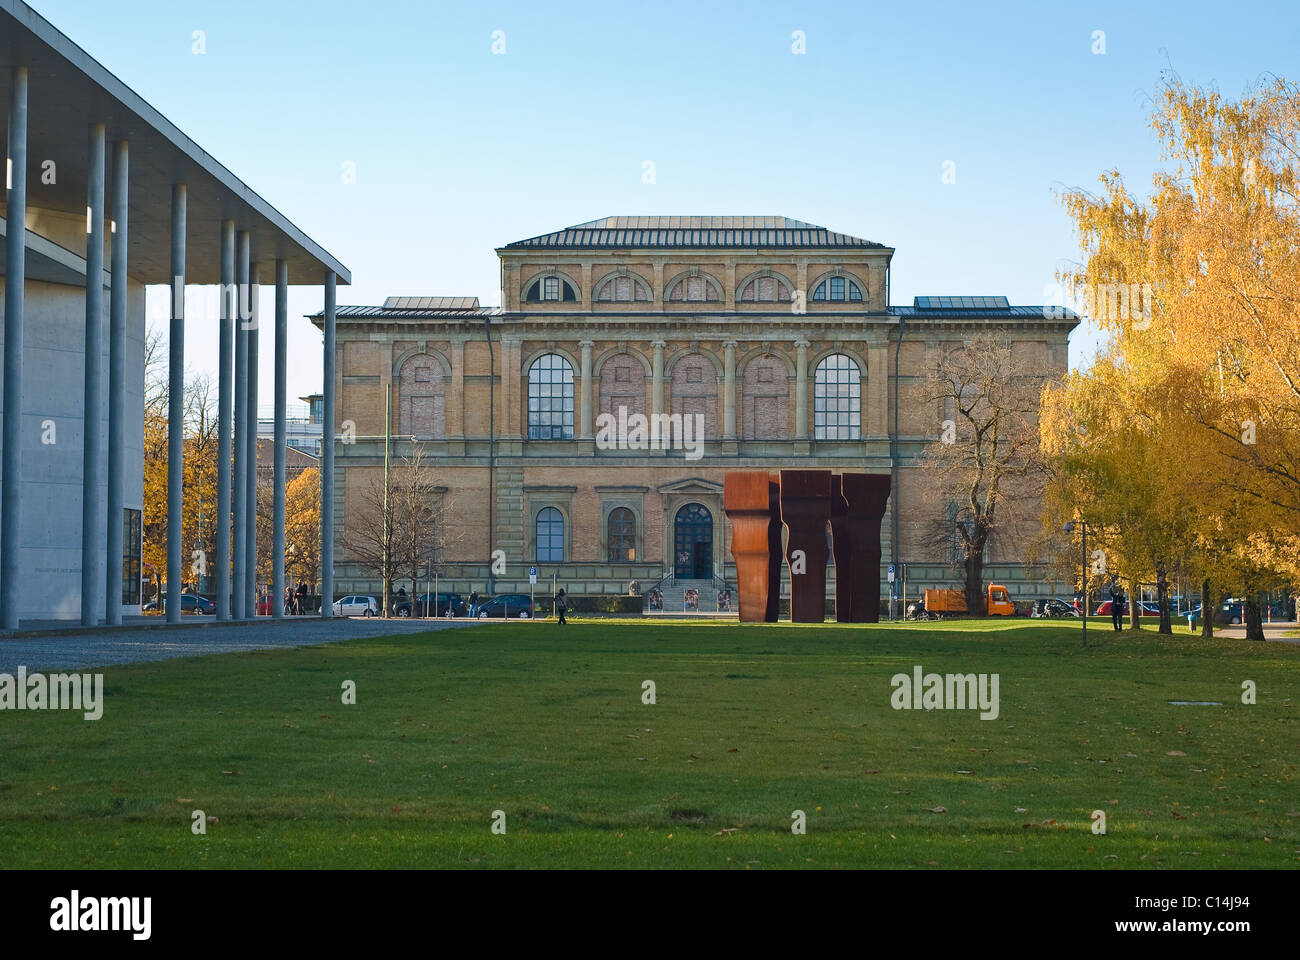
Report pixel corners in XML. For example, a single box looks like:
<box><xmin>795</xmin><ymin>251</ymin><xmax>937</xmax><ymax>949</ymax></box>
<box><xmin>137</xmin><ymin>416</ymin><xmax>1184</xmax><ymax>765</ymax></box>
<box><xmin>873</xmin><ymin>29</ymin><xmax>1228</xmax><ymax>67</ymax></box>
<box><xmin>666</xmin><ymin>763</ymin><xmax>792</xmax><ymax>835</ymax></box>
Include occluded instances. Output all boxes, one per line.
<box><xmin>598</xmin><ymin>353</ymin><xmax>648</xmax><ymax>426</ymax></box>
<box><xmin>665</xmin><ymin>274</ymin><xmax>722</xmax><ymax>302</ymax></box>
<box><xmin>812</xmin><ymin>275</ymin><xmax>863</xmax><ymax>302</ymax></box>
<box><xmin>527</xmin><ymin>354</ymin><xmax>575</xmax><ymax>439</ymax></box>
<box><xmin>397</xmin><ymin>354</ymin><xmax>446</xmax><ymax>439</ymax></box>
<box><xmin>669</xmin><ymin>353</ymin><xmax>718</xmax><ymax>439</ymax></box>
<box><xmin>738</xmin><ymin>274</ymin><xmax>793</xmax><ymax>302</ymax></box>
<box><xmin>814</xmin><ymin>354</ymin><xmax>861</xmax><ymax>439</ymax></box>
<box><xmin>536</xmin><ymin>507</ymin><xmax>564</xmax><ymax>562</ymax></box>
<box><xmin>594</xmin><ymin>273</ymin><xmax>651</xmax><ymax>302</ymax></box>
<box><xmin>607</xmin><ymin>507</ymin><xmax>636</xmax><ymax>562</ymax></box>
<box><xmin>525</xmin><ymin>276</ymin><xmax>578</xmax><ymax>302</ymax></box>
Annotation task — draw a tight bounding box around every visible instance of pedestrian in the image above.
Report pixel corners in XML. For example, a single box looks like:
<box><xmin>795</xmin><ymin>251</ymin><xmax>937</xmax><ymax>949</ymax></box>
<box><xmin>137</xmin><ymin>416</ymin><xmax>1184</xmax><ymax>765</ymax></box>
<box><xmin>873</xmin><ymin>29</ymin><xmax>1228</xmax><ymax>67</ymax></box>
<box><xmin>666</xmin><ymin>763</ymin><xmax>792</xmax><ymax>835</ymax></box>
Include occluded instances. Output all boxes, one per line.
<box><xmin>469</xmin><ymin>590</ymin><xmax>479</xmax><ymax>619</ymax></box>
<box><xmin>554</xmin><ymin>588</ymin><xmax>568</xmax><ymax>625</ymax></box>
<box><xmin>284</xmin><ymin>586</ymin><xmax>294</xmax><ymax>615</ymax></box>
<box><xmin>1109</xmin><ymin>580</ymin><xmax>1124</xmax><ymax>631</ymax></box>
<box><xmin>296</xmin><ymin>580</ymin><xmax>308</xmax><ymax>616</ymax></box>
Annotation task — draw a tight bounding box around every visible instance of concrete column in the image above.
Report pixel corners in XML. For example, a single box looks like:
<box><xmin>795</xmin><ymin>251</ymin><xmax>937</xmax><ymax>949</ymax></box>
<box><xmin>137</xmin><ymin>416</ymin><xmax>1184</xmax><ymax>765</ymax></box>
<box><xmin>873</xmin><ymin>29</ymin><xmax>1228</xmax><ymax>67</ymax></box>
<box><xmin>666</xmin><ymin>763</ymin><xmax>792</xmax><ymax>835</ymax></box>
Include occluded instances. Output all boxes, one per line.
<box><xmin>245</xmin><ymin>270</ymin><xmax>260</xmax><ymax>614</ymax></box>
<box><xmin>1</xmin><ymin>66</ymin><xmax>27</xmax><ymax>630</ymax></box>
<box><xmin>578</xmin><ymin>339</ymin><xmax>594</xmax><ymax>439</ymax></box>
<box><xmin>105</xmin><ymin>139</ymin><xmax>129</xmax><ymax>626</ymax></box>
<box><xmin>795</xmin><ymin>338</ymin><xmax>810</xmax><ymax>439</ymax></box>
<box><xmin>232</xmin><ymin>230</ymin><xmax>249</xmax><ymax>619</ymax></box>
<box><xmin>651</xmin><ymin>340</ymin><xmax>665</xmax><ymax>419</ymax></box>
<box><xmin>321</xmin><ymin>271</ymin><xmax>337</xmax><ymax>617</ymax></box>
<box><xmin>80</xmin><ymin>121</ymin><xmax>105</xmax><ymax>627</ymax></box>
<box><xmin>723</xmin><ymin>340</ymin><xmax>737</xmax><ymax>439</ymax></box>
<box><xmin>216</xmin><ymin>221</ymin><xmax>234</xmax><ymax>620</ymax></box>
<box><xmin>166</xmin><ymin>183</ymin><xmax>186</xmax><ymax>623</ymax></box>
<box><xmin>272</xmin><ymin>261</ymin><xmax>287</xmax><ymax>618</ymax></box>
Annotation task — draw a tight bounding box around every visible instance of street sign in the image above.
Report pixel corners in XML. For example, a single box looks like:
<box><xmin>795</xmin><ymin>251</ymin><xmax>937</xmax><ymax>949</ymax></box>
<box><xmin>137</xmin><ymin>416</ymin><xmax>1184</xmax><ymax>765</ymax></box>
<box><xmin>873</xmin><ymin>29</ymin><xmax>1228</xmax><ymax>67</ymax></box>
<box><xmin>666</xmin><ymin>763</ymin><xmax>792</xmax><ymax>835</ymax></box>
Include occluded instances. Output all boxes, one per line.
<box><xmin>887</xmin><ymin>564</ymin><xmax>895</xmax><ymax>582</ymax></box>
<box><xmin>529</xmin><ymin>566</ymin><xmax>537</xmax><ymax>585</ymax></box>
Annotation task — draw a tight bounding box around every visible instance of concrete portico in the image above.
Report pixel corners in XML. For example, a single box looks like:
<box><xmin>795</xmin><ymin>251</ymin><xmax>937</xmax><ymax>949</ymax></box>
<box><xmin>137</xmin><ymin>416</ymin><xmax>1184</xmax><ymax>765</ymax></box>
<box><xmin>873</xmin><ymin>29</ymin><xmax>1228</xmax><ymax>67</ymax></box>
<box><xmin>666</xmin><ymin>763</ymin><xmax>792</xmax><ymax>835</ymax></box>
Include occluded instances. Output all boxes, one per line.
<box><xmin>0</xmin><ymin>0</ymin><xmax>349</xmax><ymax>625</ymax></box>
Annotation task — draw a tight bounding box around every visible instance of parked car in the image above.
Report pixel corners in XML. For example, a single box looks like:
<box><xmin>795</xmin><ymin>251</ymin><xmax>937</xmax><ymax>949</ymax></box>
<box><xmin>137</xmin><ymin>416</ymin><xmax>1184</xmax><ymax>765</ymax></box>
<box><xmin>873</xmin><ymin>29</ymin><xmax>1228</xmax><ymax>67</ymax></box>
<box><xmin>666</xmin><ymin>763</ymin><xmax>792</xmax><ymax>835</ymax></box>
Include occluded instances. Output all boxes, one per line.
<box><xmin>477</xmin><ymin>594</ymin><xmax>534</xmax><ymax>619</ymax></box>
<box><xmin>1030</xmin><ymin>597</ymin><xmax>1081</xmax><ymax>618</ymax></box>
<box><xmin>394</xmin><ymin>592</ymin><xmax>466</xmax><ymax>618</ymax></box>
<box><xmin>144</xmin><ymin>593</ymin><xmax>214</xmax><ymax>615</ymax></box>
<box><xmin>332</xmin><ymin>595</ymin><xmax>379</xmax><ymax>617</ymax></box>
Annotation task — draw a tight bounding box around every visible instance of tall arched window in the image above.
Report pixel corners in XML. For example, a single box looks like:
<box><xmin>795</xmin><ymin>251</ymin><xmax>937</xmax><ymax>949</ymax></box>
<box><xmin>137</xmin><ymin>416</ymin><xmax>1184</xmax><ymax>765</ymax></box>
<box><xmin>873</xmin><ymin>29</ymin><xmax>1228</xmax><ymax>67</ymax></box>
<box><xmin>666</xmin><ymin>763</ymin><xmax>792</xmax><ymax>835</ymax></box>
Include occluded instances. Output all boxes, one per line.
<box><xmin>607</xmin><ymin>507</ymin><xmax>636</xmax><ymax>561</ymax></box>
<box><xmin>812</xmin><ymin>275</ymin><xmax>863</xmax><ymax>301</ymax></box>
<box><xmin>536</xmin><ymin>507</ymin><xmax>564</xmax><ymax>562</ymax></box>
<box><xmin>814</xmin><ymin>354</ymin><xmax>861</xmax><ymax>439</ymax></box>
<box><xmin>527</xmin><ymin>354</ymin><xmax>575</xmax><ymax>439</ymax></box>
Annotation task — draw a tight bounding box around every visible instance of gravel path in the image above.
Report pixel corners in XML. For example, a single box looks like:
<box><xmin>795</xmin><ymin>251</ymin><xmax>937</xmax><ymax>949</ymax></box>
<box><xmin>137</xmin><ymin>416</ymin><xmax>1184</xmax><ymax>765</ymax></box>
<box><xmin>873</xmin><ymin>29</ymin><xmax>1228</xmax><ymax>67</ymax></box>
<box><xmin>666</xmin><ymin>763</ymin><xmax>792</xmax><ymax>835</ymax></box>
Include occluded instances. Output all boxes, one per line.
<box><xmin>0</xmin><ymin>617</ymin><xmax>476</xmax><ymax>673</ymax></box>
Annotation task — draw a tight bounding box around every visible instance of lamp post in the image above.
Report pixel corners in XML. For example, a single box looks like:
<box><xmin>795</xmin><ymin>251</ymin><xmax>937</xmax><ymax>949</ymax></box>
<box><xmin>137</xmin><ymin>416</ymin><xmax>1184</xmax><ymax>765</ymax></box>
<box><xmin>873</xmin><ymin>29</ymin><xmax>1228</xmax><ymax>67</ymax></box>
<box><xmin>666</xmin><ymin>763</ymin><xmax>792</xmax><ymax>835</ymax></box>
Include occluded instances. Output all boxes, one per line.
<box><xmin>1064</xmin><ymin>520</ymin><xmax>1087</xmax><ymax>648</ymax></box>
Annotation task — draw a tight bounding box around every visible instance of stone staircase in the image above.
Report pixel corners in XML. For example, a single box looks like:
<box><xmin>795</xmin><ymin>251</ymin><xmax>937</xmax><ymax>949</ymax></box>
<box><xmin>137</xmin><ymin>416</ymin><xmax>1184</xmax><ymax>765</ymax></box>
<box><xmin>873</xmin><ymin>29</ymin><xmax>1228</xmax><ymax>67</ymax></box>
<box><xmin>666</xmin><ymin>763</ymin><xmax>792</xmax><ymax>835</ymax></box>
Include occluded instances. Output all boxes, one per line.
<box><xmin>649</xmin><ymin>578</ymin><xmax>735</xmax><ymax>615</ymax></box>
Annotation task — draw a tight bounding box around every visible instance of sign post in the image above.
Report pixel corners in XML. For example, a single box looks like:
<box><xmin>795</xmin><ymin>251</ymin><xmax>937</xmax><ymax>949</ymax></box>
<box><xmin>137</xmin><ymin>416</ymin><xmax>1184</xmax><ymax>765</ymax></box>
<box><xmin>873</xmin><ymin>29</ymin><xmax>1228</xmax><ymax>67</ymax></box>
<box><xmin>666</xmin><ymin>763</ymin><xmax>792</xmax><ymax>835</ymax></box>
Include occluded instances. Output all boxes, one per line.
<box><xmin>529</xmin><ymin>566</ymin><xmax>537</xmax><ymax>617</ymax></box>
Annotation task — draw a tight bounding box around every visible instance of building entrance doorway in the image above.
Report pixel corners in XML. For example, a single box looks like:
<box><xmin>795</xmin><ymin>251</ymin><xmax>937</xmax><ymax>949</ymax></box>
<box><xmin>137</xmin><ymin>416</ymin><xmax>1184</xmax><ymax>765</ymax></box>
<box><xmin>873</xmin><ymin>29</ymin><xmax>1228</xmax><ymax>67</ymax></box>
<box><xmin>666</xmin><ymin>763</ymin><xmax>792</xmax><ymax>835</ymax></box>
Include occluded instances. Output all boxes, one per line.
<box><xmin>674</xmin><ymin>503</ymin><xmax>713</xmax><ymax>579</ymax></box>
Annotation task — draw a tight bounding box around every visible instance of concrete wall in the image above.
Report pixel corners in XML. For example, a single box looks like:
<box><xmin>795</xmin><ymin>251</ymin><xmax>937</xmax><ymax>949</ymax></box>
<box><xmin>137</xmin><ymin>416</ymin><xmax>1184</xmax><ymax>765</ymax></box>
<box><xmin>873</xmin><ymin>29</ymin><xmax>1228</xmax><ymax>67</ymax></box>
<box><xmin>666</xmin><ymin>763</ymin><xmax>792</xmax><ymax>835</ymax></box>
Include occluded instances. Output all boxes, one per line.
<box><xmin>0</xmin><ymin>273</ymin><xmax>146</xmax><ymax>620</ymax></box>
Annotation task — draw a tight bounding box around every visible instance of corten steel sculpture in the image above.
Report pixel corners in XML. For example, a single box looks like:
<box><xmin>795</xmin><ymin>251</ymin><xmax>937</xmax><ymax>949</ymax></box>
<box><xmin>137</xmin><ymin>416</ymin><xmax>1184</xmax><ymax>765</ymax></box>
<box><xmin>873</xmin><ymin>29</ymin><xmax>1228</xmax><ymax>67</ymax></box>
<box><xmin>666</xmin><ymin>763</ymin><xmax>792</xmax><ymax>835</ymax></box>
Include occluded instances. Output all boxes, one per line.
<box><xmin>838</xmin><ymin>473</ymin><xmax>892</xmax><ymax>623</ymax></box>
<box><xmin>766</xmin><ymin>476</ymin><xmax>783</xmax><ymax>623</ymax></box>
<box><xmin>779</xmin><ymin>469</ymin><xmax>833</xmax><ymax>622</ymax></box>
<box><xmin>724</xmin><ymin>471</ymin><xmax>782</xmax><ymax>622</ymax></box>
<box><xmin>830</xmin><ymin>475</ymin><xmax>854</xmax><ymax>622</ymax></box>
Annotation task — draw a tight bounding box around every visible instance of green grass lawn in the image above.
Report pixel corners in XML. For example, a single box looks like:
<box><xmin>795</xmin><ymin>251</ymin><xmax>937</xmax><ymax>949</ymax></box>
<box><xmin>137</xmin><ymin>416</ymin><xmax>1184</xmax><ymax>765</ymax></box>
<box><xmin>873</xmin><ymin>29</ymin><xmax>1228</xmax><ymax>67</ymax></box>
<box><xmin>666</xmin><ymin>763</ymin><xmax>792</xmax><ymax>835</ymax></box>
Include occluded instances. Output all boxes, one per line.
<box><xmin>1</xmin><ymin>618</ymin><xmax>1295</xmax><ymax>869</ymax></box>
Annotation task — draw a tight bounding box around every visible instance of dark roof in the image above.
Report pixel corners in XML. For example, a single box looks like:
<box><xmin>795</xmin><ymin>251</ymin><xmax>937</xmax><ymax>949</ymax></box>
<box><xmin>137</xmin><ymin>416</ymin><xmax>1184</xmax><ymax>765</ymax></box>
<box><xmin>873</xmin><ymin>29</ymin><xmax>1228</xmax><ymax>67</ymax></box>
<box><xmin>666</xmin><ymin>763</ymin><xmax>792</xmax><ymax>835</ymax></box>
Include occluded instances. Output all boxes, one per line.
<box><xmin>383</xmin><ymin>296</ymin><xmax>479</xmax><ymax>310</ymax></box>
<box><xmin>503</xmin><ymin>216</ymin><xmax>886</xmax><ymax>250</ymax></box>
<box><xmin>309</xmin><ymin>302</ymin><xmax>498</xmax><ymax>320</ymax></box>
<box><xmin>896</xmin><ymin>296</ymin><xmax>1078</xmax><ymax>320</ymax></box>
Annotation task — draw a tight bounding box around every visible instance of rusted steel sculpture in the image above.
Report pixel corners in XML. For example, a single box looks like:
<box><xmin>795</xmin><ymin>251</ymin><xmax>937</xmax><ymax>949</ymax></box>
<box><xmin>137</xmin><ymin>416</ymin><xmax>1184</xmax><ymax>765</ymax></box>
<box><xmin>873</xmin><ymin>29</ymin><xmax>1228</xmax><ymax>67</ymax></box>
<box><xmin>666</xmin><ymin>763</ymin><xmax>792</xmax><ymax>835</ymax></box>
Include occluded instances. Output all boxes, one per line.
<box><xmin>765</xmin><ymin>476</ymin><xmax>783</xmax><ymax>623</ymax></box>
<box><xmin>839</xmin><ymin>473</ymin><xmax>892</xmax><ymax>623</ymax></box>
<box><xmin>723</xmin><ymin>471</ymin><xmax>781</xmax><ymax>622</ymax></box>
<box><xmin>830</xmin><ymin>474</ymin><xmax>854</xmax><ymax>622</ymax></box>
<box><xmin>779</xmin><ymin>470</ymin><xmax>833</xmax><ymax>623</ymax></box>
<box><xmin>726</xmin><ymin>469</ymin><xmax>892</xmax><ymax>623</ymax></box>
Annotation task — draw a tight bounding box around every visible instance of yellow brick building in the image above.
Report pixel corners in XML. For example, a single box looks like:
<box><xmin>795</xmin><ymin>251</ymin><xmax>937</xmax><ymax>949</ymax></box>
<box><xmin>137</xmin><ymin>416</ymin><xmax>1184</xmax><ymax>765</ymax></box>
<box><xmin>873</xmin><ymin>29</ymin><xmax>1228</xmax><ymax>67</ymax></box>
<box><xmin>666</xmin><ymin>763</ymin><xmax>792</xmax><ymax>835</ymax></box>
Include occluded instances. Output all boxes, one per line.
<box><xmin>314</xmin><ymin>217</ymin><xmax>1076</xmax><ymax>608</ymax></box>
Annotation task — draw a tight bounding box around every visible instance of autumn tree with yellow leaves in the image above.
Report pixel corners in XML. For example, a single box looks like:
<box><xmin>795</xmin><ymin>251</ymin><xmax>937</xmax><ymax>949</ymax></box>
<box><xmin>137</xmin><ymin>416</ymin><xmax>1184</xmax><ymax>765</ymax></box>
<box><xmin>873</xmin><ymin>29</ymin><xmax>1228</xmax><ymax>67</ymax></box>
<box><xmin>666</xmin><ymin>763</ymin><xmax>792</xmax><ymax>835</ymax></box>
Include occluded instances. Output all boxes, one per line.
<box><xmin>1045</xmin><ymin>74</ymin><xmax>1300</xmax><ymax>639</ymax></box>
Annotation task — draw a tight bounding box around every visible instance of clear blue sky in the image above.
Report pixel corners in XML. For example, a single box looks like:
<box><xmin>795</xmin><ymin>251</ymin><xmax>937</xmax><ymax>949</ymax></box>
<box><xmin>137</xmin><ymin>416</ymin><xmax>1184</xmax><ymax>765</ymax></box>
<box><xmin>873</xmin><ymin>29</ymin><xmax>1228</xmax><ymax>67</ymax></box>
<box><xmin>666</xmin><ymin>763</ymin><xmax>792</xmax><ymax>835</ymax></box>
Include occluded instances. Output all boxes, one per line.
<box><xmin>31</xmin><ymin>0</ymin><xmax>1300</xmax><ymax>402</ymax></box>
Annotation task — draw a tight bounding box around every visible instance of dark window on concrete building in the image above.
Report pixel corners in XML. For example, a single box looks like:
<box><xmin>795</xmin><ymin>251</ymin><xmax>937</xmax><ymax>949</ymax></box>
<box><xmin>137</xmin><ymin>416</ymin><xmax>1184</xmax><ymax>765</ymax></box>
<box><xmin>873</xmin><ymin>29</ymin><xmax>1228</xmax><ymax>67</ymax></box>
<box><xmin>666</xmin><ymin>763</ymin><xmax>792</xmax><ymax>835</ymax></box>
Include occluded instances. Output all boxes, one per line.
<box><xmin>123</xmin><ymin>508</ymin><xmax>142</xmax><ymax>605</ymax></box>
<box><xmin>813</xmin><ymin>354</ymin><xmax>861</xmax><ymax>440</ymax></box>
<box><xmin>536</xmin><ymin>507</ymin><xmax>564</xmax><ymax>562</ymax></box>
<box><xmin>527</xmin><ymin>354</ymin><xmax>575</xmax><ymax>439</ymax></box>
<box><xmin>607</xmin><ymin>507</ymin><xmax>636</xmax><ymax>562</ymax></box>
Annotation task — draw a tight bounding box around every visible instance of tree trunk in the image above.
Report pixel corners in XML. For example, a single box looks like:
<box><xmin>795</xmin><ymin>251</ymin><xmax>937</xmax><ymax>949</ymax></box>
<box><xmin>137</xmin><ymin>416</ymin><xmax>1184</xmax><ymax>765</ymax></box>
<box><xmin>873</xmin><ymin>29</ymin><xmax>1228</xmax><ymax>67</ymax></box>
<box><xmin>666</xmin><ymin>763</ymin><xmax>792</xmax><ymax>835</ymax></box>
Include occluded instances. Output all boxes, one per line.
<box><xmin>1200</xmin><ymin>578</ymin><xmax>1213</xmax><ymax>637</ymax></box>
<box><xmin>1244</xmin><ymin>596</ymin><xmax>1265</xmax><ymax>642</ymax></box>
<box><xmin>1127</xmin><ymin>575</ymin><xmax>1140</xmax><ymax>630</ymax></box>
<box><xmin>964</xmin><ymin>536</ymin><xmax>985</xmax><ymax>615</ymax></box>
<box><xmin>1156</xmin><ymin>564</ymin><xmax>1172</xmax><ymax>635</ymax></box>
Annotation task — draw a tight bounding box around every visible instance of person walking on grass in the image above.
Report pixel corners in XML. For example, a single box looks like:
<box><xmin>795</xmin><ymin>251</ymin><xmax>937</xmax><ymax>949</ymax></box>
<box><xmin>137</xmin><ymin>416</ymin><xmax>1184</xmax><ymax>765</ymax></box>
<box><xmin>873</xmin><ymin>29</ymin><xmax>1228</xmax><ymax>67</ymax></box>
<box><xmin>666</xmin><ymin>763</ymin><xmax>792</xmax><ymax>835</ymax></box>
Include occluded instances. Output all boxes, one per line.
<box><xmin>554</xmin><ymin>588</ymin><xmax>568</xmax><ymax>625</ymax></box>
<box><xmin>1109</xmin><ymin>580</ymin><xmax>1124</xmax><ymax>631</ymax></box>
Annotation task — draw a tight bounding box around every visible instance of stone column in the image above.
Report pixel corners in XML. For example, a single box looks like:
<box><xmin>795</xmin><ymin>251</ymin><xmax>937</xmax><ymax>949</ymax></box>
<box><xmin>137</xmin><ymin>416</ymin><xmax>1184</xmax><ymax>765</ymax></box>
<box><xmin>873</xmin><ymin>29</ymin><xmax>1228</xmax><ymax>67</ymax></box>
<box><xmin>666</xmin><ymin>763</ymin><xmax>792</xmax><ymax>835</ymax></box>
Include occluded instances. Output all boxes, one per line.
<box><xmin>579</xmin><ymin>340</ymin><xmax>594</xmax><ymax>439</ymax></box>
<box><xmin>723</xmin><ymin>340</ymin><xmax>737</xmax><ymax>439</ymax></box>
<box><xmin>795</xmin><ymin>338</ymin><xmax>810</xmax><ymax>439</ymax></box>
<box><xmin>1</xmin><ymin>67</ymin><xmax>27</xmax><ymax>629</ymax></box>
<box><xmin>105</xmin><ymin>138</ymin><xmax>129</xmax><ymax>625</ymax></box>
<box><xmin>272</xmin><ymin>260</ymin><xmax>288</xmax><ymax>618</ymax></box>
<box><xmin>166</xmin><ymin>183</ymin><xmax>186</xmax><ymax>623</ymax></box>
<box><xmin>80</xmin><ymin>121</ymin><xmax>106</xmax><ymax>626</ymax></box>
<box><xmin>216</xmin><ymin>221</ymin><xmax>234</xmax><ymax>620</ymax></box>
<box><xmin>320</xmin><ymin>272</ymin><xmax>337</xmax><ymax>617</ymax></box>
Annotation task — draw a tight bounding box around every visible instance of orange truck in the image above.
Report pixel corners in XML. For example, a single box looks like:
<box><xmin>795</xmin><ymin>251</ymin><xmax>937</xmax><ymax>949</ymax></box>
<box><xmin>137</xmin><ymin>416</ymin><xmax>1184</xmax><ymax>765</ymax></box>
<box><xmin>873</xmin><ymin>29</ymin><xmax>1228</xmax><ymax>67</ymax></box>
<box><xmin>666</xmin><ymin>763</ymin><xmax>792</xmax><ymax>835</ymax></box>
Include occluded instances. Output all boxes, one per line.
<box><xmin>914</xmin><ymin>583</ymin><xmax>1015</xmax><ymax>619</ymax></box>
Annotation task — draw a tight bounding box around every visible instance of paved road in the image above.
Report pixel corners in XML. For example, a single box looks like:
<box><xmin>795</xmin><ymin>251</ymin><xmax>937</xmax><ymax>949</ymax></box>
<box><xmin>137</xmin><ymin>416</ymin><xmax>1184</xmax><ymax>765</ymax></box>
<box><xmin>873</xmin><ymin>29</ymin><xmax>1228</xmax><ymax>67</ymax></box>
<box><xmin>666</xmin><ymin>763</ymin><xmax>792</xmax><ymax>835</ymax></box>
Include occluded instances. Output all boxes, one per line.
<box><xmin>0</xmin><ymin>617</ymin><xmax>475</xmax><ymax>673</ymax></box>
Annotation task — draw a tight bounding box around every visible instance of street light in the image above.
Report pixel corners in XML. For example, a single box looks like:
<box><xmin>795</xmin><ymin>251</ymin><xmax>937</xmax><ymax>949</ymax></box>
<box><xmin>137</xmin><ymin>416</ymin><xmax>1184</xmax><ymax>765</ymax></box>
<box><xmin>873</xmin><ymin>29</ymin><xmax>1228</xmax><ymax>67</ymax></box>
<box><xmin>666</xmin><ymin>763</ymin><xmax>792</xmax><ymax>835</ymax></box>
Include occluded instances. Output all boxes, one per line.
<box><xmin>1063</xmin><ymin>520</ymin><xmax>1087</xmax><ymax>648</ymax></box>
